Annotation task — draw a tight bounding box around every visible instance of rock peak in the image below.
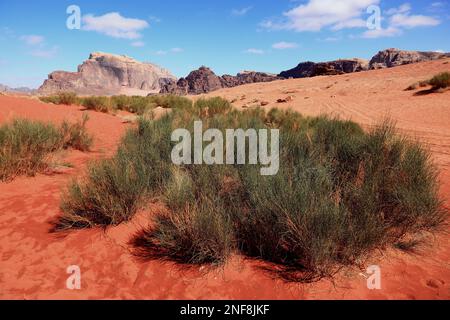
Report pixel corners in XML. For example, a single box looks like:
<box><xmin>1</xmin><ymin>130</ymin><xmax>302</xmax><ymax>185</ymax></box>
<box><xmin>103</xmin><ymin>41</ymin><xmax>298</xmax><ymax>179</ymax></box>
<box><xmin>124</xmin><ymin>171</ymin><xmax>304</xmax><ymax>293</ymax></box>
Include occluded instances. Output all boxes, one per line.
<box><xmin>39</xmin><ymin>52</ymin><xmax>176</xmax><ymax>96</ymax></box>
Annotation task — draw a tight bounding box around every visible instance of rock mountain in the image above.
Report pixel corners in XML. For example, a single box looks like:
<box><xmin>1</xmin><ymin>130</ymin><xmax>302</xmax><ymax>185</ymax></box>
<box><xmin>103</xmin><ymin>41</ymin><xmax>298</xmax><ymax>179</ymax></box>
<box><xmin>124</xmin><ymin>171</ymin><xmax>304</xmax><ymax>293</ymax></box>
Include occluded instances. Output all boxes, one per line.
<box><xmin>369</xmin><ymin>48</ymin><xmax>448</xmax><ymax>69</ymax></box>
<box><xmin>278</xmin><ymin>48</ymin><xmax>448</xmax><ymax>79</ymax></box>
<box><xmin>37</xmin><ymin>48</ymin><xmax>449</xmax><ymax>96</ymax></box>
<box><xmin>0</xmin><ymin>84</ymin><xmax>35</xmax><ymax>94</ymax></box>
<box><xmin>38</xmin><ymin>52</ymin><xmax>175</xmax><ymax>96</ymax></box>
<box><xmin>159</xmin><ymin>66</ymin><xmax>280</xmax><ymax>95</ymax></box>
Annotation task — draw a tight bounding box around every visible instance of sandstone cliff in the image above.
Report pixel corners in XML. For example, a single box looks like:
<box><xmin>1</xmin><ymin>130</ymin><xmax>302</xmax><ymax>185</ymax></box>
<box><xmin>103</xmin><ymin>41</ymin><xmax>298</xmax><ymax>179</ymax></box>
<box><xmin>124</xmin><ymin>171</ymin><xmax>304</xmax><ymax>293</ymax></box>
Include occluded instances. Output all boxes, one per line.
<box><xmin>39</xmin><ymin>52</ymin><xmax>176</xmax><ymax>96</ymax></box>
<box><xmin>279</xmin><ymin>59</ymin><xmax>368</xmax><ymax>79</ymax></box>
<box><xmin>369</xmin><ymin>48</ymin><xmax>448</xmax><ymax>69</ymax></box>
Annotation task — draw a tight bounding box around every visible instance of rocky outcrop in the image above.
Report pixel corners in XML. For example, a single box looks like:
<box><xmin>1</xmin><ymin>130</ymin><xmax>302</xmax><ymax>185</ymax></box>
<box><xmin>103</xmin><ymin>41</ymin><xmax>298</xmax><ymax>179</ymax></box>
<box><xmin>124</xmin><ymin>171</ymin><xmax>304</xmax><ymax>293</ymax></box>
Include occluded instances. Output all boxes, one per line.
<box><xmin>279</xmin><ymin>59</ymin><xmax>368</xmax><ymax>79</ymax></box>
<box><xmin>160</xmin><ymin>67</ymin><xmax>279</xmax><ymax>95</ymax></box>
<box><xmin>369</xmin><ymin>48</ymin><xmax>447</xmax><ymax>69</ymax></box>
<box><xmin>221</xmin><ymin>71</ymin><xmax>280</xmax><ymax>88</ymax></box>
<box><xmin>39</xmin><ymin>52</ymin><xmax>176</xmax><ymax>96</ymax></box>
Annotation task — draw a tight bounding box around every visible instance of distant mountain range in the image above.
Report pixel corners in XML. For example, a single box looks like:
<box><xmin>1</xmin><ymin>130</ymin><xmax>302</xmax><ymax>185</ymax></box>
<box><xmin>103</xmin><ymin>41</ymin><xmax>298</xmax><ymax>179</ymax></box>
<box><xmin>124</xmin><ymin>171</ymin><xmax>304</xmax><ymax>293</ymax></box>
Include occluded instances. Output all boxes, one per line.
<box><xmin>4</xmin><ymin>48</ymin><xmax>448</xmax><ymax>97</ymax></box>
<box><xmin>0</xmin><ymin>84</ymin><xmax>36</xmax><ymax>94</ymax></box>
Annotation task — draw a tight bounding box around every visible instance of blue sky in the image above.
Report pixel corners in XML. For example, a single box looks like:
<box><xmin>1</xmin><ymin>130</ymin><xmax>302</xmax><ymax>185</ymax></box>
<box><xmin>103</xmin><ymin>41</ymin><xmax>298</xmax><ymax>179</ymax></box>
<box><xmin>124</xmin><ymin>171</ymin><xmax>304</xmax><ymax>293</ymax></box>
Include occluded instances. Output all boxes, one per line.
<box><xmin>0</xmin><ymin>0</ymin><xmax>449</xmax><ymax>88</ymax></box>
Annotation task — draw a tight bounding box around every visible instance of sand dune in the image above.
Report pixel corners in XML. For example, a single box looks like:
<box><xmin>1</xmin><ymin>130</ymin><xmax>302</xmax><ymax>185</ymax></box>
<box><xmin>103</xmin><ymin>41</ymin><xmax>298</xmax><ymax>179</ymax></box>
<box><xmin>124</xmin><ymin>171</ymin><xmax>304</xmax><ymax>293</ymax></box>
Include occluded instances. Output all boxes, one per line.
<box><xmin>0</xmin><ymin>59</ymin><xmax>449</xmax><ymax>300</ymax></box>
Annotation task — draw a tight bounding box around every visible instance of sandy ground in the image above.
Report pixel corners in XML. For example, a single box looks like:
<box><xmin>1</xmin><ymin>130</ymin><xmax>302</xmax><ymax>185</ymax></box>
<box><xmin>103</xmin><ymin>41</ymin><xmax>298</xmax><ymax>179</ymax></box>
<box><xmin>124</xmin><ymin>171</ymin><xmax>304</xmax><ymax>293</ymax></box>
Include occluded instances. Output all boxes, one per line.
<box><xmin>0</xmin><ymin>59</ymin><xmax>449</xmax><ymax>300</ymax></box>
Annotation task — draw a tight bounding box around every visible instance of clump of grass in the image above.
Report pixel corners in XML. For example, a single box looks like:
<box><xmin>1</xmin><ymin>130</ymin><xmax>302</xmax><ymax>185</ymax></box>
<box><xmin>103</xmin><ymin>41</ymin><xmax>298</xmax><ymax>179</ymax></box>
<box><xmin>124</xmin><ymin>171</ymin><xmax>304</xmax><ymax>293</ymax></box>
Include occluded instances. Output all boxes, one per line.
<box><xmin>139</xmin><ymin>200</ymin><xmax>234</xmax><ymax>264</ymax></box>
<box><xmin>59</xmin><ymin>114</ymin><xmax>93</xmax><ymax>151</ymax></box>
<box><xmin>40</xmin><ymin>92</ymin><xmax>79</xmax><ymax>105</ymax></box>
<box><xmin>58</xmin><ymin>116</ymin><xmax>174</xmax><ymax>229</ymax></box>
<box><xmin>80</xmin><ymin>96</ymin><xmax>112</xmax><ymax>113</ymax></box>
<box><xmin>428</xmin><ymin>72</ymin><xmax>450</xmax><ymax>90</ymax></box>
<box><xmin>41</xmin><ymin>94</ymin><xmax>194</xmax><ymax>116</ymax></box>
<box><xmin>57</xmin><ymin>98</ymin><xmax>447</xmax><ymax>280</ymax></box>
<box><xmin>147</xmin><ymin>95</ymin><xmax>193</xmax><ymax>110</ymax></box>
<box><xmin>194</xmin><ymin>97</ymin><xmax>232</xmax><ymax>117</ymax></box>
<box><xmin>0</xmin><ymin>116</ymin><xmax>93</xmax><ymax>181</ymax></box>
<box><xmin>406</xmin><ymin>72</ymin><xmax>450</xmax><ymax>91</ymax></box>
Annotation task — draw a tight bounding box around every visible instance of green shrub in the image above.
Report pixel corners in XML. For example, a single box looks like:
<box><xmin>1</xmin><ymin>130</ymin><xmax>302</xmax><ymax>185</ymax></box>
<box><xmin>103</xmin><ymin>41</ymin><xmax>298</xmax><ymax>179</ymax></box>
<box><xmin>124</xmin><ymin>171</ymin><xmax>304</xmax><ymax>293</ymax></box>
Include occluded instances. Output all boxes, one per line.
<box><xmin>58</xmin><ymin>102</ymin><xmax>446</xmax><ymax>280</ymax></box>
<box><xmin>40</xmin><ymin>92</ymin><xmax>79</xmax><ymax>105</ymax></box>
<box><xmin>58</xmin><ymin>116</ymin><xmax>174</xmax><ymax>228</ymax></box>
<box><xmin>147</xmin><ymin>95</ymin><xmax>193</xmax><ymax>110</ymax></box>
<box><xmin>81</xmin><ymin>96</ymin><xmax>112</xmax><ymax>113</ymax></box>
<box><xmin>0</xmin><ymin>117</ymin><xmax>93</xmax><ymax>181</ymax></box>
<box><xmin>110</xmin><ymin>95</ymin><xmax>131</xmax><ymax>110</ymax></box>
<box><xmin>429</xmin><ymin>72</ymin><xmax>450</xmax><ymax>90</ymax></box>
<box><xmin>194</xmin><ymin>97</ymin><xmax>232</xmax><ymax>117</ymax></box>
<box><xmin>140</xmin><ymin>199</ymin><xmax>234</xmax><ymax>264</ymax></box>
<box><xmin>41</xmin><ymin>94</ymin><xmax>194</xmax><ymax>115</ymax></box>
<box><xmin>59</xmin><ymin>114</ymin><xmax>93</xmax><ymax>151</ymax></box>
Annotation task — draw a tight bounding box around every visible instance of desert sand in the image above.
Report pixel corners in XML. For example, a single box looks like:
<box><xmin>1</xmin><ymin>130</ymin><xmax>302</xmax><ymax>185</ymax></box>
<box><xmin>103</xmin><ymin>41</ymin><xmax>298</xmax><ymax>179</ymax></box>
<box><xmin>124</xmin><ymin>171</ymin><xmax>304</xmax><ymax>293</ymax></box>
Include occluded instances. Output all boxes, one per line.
<box><xmin>0</xmin><ymin>58</ymin><xmax>449</xmax><ymax>300</ymax></box>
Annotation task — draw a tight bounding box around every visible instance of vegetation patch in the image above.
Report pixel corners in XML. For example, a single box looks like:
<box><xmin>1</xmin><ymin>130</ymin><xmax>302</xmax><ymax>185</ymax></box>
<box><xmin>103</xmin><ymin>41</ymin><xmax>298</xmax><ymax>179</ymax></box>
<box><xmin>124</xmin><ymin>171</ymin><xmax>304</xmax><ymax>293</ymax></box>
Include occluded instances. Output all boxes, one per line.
<box><xmin>0</xmin><ymin>115</ymin><xmax>93</xmax><ymax>181</ymax></box>
<box><xmin>406</xmin><ymin>72</ymin><xmax>450</xmax><ymax>92</ymax></box>
<box><xmin>428</xmin><ymin>72</ymin><xmax>450</xmax><ymax>90</ymax></box>
<box><xmin>58</xmin><ymin>97</ymin><xmax>446</xmax><ymax>281</ymax></box>
<box><xmin>40</xmin><ymin>92</ymin><xmax>193</xmax><ymax>116</ymax></box>
<box><xmin>40</xmin><ymin>92</ymin><xmax>79</xmax><ymax>105</ymax></box>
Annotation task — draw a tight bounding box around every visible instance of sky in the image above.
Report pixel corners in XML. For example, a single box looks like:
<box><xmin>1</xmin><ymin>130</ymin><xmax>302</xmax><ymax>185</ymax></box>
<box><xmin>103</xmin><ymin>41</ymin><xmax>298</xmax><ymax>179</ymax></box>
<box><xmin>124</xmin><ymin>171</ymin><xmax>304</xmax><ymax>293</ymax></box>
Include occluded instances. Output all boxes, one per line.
<box><xmin>0</xmin><ymin>0</ymin><xmax>449</xmax><ymax>88</ymax></box>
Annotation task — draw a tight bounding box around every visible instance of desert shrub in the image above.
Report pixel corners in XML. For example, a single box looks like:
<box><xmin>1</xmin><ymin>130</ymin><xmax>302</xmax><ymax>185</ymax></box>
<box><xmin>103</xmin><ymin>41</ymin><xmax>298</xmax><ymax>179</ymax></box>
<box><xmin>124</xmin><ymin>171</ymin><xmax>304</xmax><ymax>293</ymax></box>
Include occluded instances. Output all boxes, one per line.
<box><xmin>147</xmin><ymin>95</ymin><xmax>193</xmax><ymax>110</ymax></box>
<box><xmin>80</xmin><ymin>96</ymin><xmax>112</xmax><ymax>113</ymax></box>
<box><xmin>194</xmin><ymin>97</ymin><xmax>232</xmax><ymax>117</ymax></box>
<box><xmin>59</xmin><ymin>152</ymin><xmax>149</xmax><ymax>228</ymax></box>
<box><xmin>59</xmin><ymin>114</ymin><xmax>93</xmax><ymax>151</ymax></box>
<box><xmin>429</xmin><ymin>72</ymin><xmax>450</xmax><ymax>90</ymax></box>
<box><xmin>42</xmin><ymin>94</ymin><xmax>193</xmax><ymax>115</ymax></box>
<box><xmin>110</xmin><ymin>95</ymin><xmax>131</xmax><ymax>110</ymax></box>
<box><xmin>58</xmin><ymin>101</ymin><xmax>446</xmax><ymax>280</ymax></box>
<box><xmin>40</xmin><ymin>92</ymin><xmax>79</xmax><ymax>105</ymax></box>
<box><xmin>58</xmin><ymin>116</ymin><xmax>174</xmax><ymax>228</ymax></box>
<box><xmin>0</xmin><ymin>117</ymin><xmax>92</xmax><ymax>181</ymax></box>
<box><xmin>141</xmin><ymin>199</ymin><xmax>234</xmax><ymax>264</ymax></box>
<box><xmin>128</xmin><ymin>96</ymin><xmax>158</xmax><ymax>115</ymax></box>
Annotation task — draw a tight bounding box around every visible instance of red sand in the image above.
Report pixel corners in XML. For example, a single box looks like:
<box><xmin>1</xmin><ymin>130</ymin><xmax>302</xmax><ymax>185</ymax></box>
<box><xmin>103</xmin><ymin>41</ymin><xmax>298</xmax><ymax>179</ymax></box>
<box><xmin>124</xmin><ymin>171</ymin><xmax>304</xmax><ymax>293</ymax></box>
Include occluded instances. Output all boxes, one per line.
<box><xmin>0</xmin><ymin>60</ymin><xmax>449</xmax><ymax>299</ymax></box>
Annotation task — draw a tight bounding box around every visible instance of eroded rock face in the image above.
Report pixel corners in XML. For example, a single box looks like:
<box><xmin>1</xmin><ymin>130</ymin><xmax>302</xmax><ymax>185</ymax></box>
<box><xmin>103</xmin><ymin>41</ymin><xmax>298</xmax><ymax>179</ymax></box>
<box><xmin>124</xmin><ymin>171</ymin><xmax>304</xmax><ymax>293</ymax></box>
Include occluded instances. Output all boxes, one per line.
<box><xmin>39</xmin><ymin>52</ymin><xmax>176</xmax><ymax>96</ymax></box>
<box><xmin>160</xmin><ymin>67</ymin><xmax>279</xmax><ymax>95</ymax></box>
<box><xmin>279</xmin><ymin>59</ymin><xmax>368</xmax><ymax>79</ymax></box>
<box><xmin>369</xmin><ymin>48</ymin><xmax>447</xmax><ymax>69</ymax></box>
<box><xmin>221</xmin><ymin>71</ymin><xmax>280</xmax><ymax>88</ymax></box>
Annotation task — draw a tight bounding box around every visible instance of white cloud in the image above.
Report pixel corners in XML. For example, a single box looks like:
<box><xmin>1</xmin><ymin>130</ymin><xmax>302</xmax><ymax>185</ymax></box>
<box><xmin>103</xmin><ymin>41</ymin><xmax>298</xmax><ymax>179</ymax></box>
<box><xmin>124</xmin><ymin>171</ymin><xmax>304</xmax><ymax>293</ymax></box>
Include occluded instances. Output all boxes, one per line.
<box><xmin>82</xmin><ymin>12</ymin><xmax>149</xmax><ymax>39</ymax></box>
<box><xmin>431</xmin><ymin>1</ymin><xmax>445</xmax><ymax>7</ymax></box>
<box><xmin>321</xmin><ymin>36</ymin><xmax>342</xmax><ymax>42</ymax></box>
<box><xmin>390</xmin><ymin>13</ymin><xmax>440</xmax><ymax>28</ymax></box>
<box><xmin>244</xmin><ymin>48</ymin><xmax>265</xmax><ymax>55</ymax></box>
<box><xmin>154</xmin><ymin>48</ymin><xmax>183</xmax><ymax>55</ymax></box>
<box><xmin>232</xmin><ymin>6</ymin><xmax>253</xmax><ymax>16</ymax></box>
<box><xmin>385</xmin><ymin>3</ymin><xmax>411</xmax><ymax>15</ymax></box>
<box><xmin>30</xmin><ymin>46</ymin><xmax>59</xmax><ymax>58</ymax></box>
<box><xmin>331</xmin><ymin>18</ymin><xmax>367</xmax><ymax>30</ymax></box>
<box><xmin>170</xmin><ymin>47</ymin><xmax>184</xmax><ymax>53</ymax></box>
<box><xmin>434</xmin><ymin>49</ymin><xmax>445</xmax><ymax>53</ymax></box>
<box><xmin>19</xmin><ymin>34</ymin><xmax>58</xmax><ymax>58</ymax></box>
<box><xmin>362</xmin><ymin>26</ymin><xmax>402</xmax><ymax>38</ymax></box>
<box><xmin>261</xmin><ymin>1</ymin><xmax>441</xmax><ymax>39</ymax></box>
<box><xmin>262</xmin><ymin>0</ymin><xmax>380</xmax><ymax>32</ymax></box>
<box><xmin>272</xmin><ymin>41</ymin><xmax>299</xmax><ymax>49</ymax></box>
<box><xmin>20</xmin><ymin>35</ymin><xmax>45</xmax><ymax>46</ymax></box>
<box><xmin>131</xmin><ymin>41</ymin><xmax>145</xmax><ymax>47</ymax></box>
<box><xmin>428</xmin><ymin>2</ymin><xmax>446</xmax><ymax>11</ymax></box>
